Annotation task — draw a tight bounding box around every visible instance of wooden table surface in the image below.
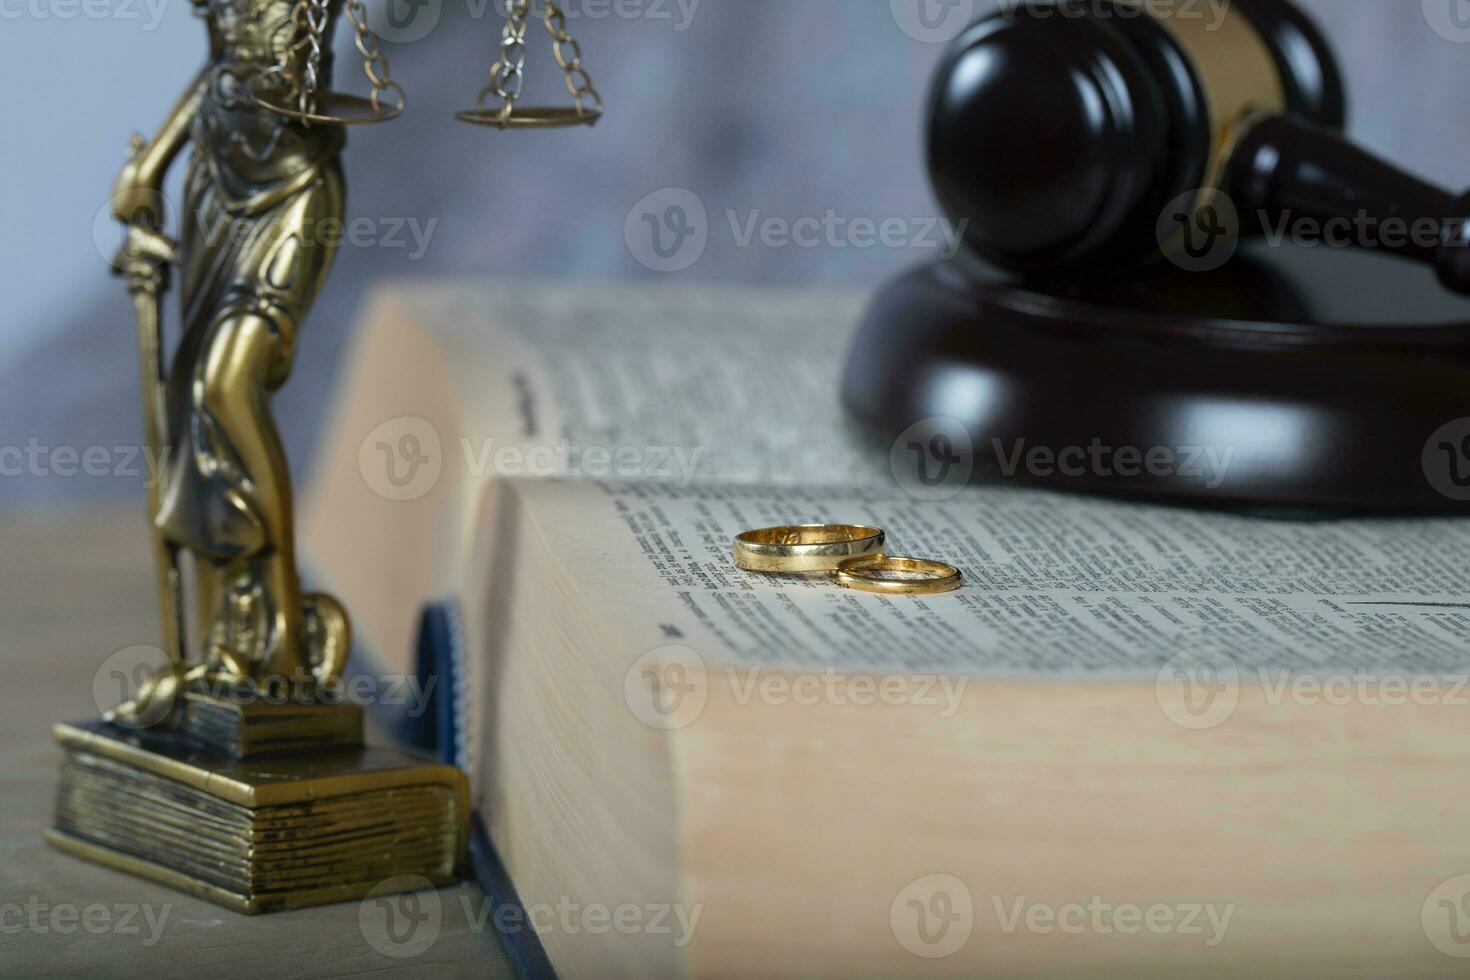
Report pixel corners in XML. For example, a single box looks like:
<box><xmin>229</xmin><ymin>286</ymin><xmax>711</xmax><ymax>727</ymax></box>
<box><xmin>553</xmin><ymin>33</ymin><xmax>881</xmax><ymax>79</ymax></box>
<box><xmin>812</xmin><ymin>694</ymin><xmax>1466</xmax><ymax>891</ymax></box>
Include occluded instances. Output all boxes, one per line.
<box><xmin>0</xmin><ymin>507</ymin><xmax>514</xmax><ymax>979</ymax></box>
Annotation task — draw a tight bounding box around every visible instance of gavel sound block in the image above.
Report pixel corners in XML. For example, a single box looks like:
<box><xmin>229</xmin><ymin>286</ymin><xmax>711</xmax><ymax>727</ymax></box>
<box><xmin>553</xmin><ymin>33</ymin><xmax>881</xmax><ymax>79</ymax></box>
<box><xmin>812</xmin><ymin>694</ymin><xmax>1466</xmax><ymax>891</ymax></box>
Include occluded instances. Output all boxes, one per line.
<box><xmin>844</xmin><ymin>0</ymin><xmax>1470</xmax><ymax>511</ymax></box>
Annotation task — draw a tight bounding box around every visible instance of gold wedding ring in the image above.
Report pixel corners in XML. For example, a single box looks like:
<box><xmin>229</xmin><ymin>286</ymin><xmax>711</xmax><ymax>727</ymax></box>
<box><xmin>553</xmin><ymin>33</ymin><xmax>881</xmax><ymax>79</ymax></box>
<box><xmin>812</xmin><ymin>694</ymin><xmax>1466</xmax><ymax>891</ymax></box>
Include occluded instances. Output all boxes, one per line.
<box><xmin>733</xmin><ymin>525</ymin><xmax>886</xmax><ymax>574</ymax></box>
<box><xmin>832</xmin><ymin>556</ymin><xmax>963</xmax><ymax>596</ymax></box>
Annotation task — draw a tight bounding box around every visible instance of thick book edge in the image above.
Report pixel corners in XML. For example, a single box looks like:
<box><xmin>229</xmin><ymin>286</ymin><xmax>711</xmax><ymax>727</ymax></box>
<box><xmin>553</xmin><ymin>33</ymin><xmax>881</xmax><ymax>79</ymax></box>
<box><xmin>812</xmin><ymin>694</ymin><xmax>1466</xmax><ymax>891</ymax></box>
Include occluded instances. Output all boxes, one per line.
<box><xmin>422</xmin><ymin>597</ymin><xmax>559</xmax><ymax>980</ymax></box>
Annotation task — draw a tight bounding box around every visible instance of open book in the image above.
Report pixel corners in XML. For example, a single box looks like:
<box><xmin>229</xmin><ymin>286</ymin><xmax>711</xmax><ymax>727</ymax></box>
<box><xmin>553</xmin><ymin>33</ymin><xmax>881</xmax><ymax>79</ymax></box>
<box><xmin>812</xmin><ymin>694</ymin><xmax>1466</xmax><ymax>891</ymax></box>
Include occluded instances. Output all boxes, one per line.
<box><xmin>301</xmin><ymin>283</ymin><xmax>1470</xmax><ymax>979</ymax></box>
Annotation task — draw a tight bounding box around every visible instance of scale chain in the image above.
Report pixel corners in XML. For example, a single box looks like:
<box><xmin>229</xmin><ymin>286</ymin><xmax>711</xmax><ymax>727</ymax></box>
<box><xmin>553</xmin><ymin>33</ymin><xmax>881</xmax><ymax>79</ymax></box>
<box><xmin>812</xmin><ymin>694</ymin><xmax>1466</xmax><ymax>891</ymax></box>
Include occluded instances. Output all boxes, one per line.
<box><xmin>346</xmin><ymin>0</ymin><xmax>406</xmax><ymax>115</ymax></box>
<box><xmin>300</xmin><ymin>0</ymin><xmax>332</xmax><ymax>118</ymax></box>
<box><xmin>544</xmin><ymin>2</ymin><xmax>602</xmax><ymax>117</ymax></box>
<box><xmin>475</xmin><ymin>0</ymin><xmax>601</xmax><ymax>125</ymax></box>
<box><xmin>254</xmin><ymin>0</ymin><xmax>404</xmax><ymax>124</ymax></box>
<box><xmin>478</xmin><ymin>0</ymin><xmax>532</xmax><ymax>122</ymax></box>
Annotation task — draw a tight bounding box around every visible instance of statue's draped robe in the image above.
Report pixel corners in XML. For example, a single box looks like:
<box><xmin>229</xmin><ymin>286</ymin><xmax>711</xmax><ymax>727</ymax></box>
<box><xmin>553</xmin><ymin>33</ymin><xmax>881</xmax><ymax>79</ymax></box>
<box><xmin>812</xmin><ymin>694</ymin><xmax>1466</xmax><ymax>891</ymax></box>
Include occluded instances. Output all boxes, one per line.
<box><xmin>154</xmin><ymin>16</ymin><xmax>345</xmax><ymax>669</ymax></box>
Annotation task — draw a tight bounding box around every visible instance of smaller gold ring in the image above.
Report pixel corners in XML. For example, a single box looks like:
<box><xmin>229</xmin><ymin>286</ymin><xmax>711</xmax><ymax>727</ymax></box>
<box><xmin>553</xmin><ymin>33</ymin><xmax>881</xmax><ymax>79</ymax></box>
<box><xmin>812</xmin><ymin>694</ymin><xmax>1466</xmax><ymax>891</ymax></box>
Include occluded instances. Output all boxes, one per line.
<box><xmin>733</xmin><ymin>525</ymin><xmax>886</xmax><ymax>574</ymax></box>
<box><xmin>832</xmin><ymin>556</ymin><xmax>963</xmax><ymax>596</ymax></box>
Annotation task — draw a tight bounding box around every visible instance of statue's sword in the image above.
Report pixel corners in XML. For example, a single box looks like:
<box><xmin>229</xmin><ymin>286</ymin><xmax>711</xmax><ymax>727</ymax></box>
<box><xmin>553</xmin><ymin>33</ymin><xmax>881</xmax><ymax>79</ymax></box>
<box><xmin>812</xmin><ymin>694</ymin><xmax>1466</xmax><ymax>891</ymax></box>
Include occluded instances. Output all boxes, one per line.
<box><xmin>115</xmin><ymin>210</ymin><xmax>187</xmax><ymax>670</ymax></box>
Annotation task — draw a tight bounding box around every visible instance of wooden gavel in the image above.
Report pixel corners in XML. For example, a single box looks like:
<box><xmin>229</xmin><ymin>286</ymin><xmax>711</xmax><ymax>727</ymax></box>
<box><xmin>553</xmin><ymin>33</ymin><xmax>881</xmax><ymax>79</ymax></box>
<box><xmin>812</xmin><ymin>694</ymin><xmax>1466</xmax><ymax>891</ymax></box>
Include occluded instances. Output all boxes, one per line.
<box><xmin>928</xmin><ymin>0</ymin><xmax>1470</xmax><ymax>293</ymax></box>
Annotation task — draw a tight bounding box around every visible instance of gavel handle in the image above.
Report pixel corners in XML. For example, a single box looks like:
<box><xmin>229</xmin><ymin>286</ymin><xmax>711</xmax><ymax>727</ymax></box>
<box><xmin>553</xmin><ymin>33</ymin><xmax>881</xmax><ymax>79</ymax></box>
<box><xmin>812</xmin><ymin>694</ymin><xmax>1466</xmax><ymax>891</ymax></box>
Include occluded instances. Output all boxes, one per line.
<box><xmin>1225</xmin><ymin>112</ymin><xmax>1470</xmax><ymax>295</ymax></box>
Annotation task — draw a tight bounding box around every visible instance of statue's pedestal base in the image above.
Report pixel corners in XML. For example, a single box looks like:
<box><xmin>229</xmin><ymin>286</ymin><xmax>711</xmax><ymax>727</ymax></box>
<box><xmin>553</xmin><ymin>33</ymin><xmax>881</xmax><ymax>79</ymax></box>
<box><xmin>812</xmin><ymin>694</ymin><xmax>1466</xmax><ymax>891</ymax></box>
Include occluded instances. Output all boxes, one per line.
<box><xmin>48</xmin><ymin>719</ymin><xmax>468</xmax><ymax>914</ymax></box>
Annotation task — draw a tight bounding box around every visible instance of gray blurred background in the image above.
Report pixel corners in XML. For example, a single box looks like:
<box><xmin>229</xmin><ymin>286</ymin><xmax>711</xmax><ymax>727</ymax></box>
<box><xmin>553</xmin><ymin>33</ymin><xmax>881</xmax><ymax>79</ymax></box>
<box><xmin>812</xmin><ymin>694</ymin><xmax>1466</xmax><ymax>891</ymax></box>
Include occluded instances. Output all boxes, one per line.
<box><xmin>2</xmin><ymin>0</ymin><xmax>1468</xmax><ymax>508</ymax></box>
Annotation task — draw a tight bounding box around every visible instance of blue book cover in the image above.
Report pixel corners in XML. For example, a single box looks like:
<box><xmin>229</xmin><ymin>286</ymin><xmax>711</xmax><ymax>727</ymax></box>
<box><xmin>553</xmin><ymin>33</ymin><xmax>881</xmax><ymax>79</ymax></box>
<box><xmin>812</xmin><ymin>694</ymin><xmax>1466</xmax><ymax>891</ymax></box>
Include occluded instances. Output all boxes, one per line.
<box><xmin>416</xmin><ymin>600</ymin><xmax>558</xmax><ymax>980</ymax></box>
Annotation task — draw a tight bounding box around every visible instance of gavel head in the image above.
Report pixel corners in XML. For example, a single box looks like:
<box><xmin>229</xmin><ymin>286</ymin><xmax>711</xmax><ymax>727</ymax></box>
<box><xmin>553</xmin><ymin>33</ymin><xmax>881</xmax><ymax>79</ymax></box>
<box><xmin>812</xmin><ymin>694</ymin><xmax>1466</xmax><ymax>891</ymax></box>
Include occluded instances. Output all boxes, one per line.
<box><xmin>928</xmin><ymin>0</ymin><xmax>1344</xmax><ymax>280</ymax></box>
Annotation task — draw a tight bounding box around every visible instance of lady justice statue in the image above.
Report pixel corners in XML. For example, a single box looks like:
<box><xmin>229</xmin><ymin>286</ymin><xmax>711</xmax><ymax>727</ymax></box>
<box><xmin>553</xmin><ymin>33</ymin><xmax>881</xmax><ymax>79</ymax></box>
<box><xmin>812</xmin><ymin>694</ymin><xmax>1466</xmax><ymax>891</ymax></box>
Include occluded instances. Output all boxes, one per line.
<box><xmin>48</xmin><ymin>0</ymin><xmax>600</xmax><ymax>915</ymax></box>
<box><xmin>105</xmin><ymin>0</ymin><xmax>601</xmax><ymax>723</ymax></box>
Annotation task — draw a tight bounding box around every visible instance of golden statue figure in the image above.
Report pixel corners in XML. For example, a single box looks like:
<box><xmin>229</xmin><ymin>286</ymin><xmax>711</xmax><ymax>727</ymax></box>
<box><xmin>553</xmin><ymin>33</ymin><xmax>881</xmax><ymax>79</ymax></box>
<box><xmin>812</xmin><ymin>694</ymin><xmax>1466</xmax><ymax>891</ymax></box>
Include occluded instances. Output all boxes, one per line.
<box><xmin>47</xmin><ymin>0</ymin><xmax>599</xmax><ymax>914</ymax></box>
<box><xmin>107</xmin><ymin>0</ymin><xmax>370</xmax><ymax>721</ymax></box>
<box><xmin>103</xmin><ymin>0</ymin><xmax>601</xmax><ymax>727</ymax></box>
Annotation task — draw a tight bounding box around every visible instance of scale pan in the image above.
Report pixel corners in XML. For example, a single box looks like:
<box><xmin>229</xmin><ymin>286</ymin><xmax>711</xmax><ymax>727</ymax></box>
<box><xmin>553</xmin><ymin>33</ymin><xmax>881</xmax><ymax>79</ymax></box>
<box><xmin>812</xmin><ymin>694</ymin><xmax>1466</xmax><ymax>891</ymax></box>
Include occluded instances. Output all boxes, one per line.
<box><xmin>252</xmin><ymin>89</ymin><xmax>403</xmax><ymax>126</ymax></box>
<box><xmin>454</xmin><ymin>105</ymin><xmax>601</xmax><ymax>129</ymax></box>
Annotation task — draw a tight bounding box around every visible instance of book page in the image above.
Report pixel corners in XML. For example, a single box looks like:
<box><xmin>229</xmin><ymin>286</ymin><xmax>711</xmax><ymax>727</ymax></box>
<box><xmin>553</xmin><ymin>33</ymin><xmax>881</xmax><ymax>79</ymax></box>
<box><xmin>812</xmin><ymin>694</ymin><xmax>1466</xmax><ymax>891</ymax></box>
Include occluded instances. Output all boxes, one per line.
<box><xmin>399</xmin><ymin>282</ymin><xmax>885</xmax><ymax>488</ymax></box>
<box><xmin>309</xmin><ymin>283</ymin><xmax>1470</xmax><ymax>693</ymax></box>
<box><xmin>524</xmin><ymin>479</ymin><xmax>1470</xmax><ymax>675</ymax></box>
